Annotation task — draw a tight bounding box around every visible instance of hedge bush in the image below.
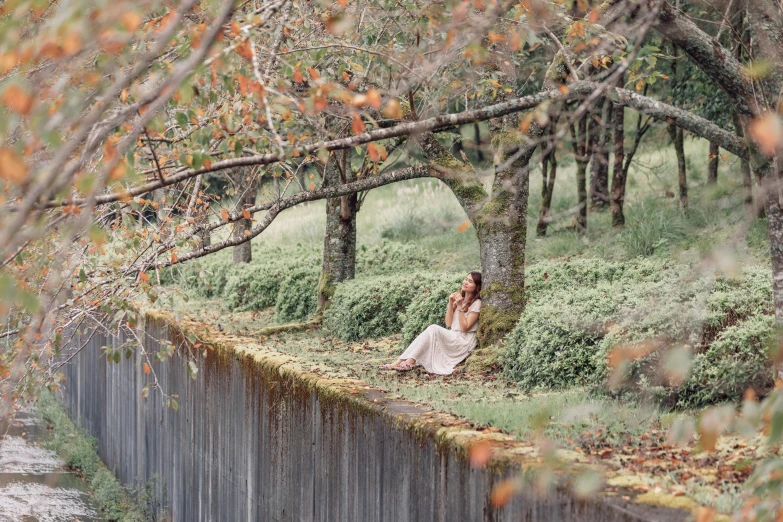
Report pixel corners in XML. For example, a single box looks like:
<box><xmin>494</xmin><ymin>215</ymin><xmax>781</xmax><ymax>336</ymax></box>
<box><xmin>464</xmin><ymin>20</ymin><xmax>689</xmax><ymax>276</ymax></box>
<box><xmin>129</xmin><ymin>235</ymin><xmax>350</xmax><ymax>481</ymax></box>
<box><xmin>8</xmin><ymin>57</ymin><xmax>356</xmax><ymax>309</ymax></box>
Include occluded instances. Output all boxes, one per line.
<box><xmin>355</xmin><ymin>241</ymin><xmax>430</xmax><ymax>276</ymax></box>
<box><xmin>324</xmin><ymin>272</ymin><xmax>444</xmax><ymax>341</ymax></box>
<box><xmin>505</xmin><ymin>260</ymin><xmax>776</xmax><ymax>406</ymax></box>
<box><xmin>274</xmin><ymin>269</ymin><xmax>320</xmax><ymax>323</ymax></box>
<box><xmin>504</xmin><ymin>287</ymin><xmax>618</xmax><ymax>389</ymax></box>
<box><xmin>398</xmin><ymin>272</ymin><xmax>464</xmax><ymax>347</ymax></box>
<box><xmin>681</xmin><ymin>314</ymin><xmax>776</xmax><ymax>407</ymax></box>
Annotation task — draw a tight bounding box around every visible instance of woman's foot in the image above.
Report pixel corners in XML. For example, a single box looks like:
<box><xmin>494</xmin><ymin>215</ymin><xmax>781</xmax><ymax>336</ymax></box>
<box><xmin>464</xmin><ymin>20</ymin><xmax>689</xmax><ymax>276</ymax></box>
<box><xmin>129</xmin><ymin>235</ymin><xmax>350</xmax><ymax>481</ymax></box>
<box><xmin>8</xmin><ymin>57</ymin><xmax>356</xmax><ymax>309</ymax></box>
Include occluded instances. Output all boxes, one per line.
<box><xmin>394</xmin><ymin>361</ymin><xmax>415</xmax><ymax>372</ymax></box>
<box><xmin>378</xmin><ymin>362</ymin><xmax>401</xmax><ymax>370</ymax></box>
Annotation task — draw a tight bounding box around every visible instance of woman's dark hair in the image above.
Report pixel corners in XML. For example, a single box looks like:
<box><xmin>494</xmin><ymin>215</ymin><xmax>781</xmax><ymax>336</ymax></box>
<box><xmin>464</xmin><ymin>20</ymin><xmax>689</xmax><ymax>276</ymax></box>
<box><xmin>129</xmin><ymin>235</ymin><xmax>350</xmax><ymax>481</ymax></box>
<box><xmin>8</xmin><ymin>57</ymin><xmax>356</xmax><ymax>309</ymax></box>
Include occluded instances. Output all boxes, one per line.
<box><xmin>461</xmin><ymin>271</ymin><xmax>482</xmax><ymax>310</ymax></box>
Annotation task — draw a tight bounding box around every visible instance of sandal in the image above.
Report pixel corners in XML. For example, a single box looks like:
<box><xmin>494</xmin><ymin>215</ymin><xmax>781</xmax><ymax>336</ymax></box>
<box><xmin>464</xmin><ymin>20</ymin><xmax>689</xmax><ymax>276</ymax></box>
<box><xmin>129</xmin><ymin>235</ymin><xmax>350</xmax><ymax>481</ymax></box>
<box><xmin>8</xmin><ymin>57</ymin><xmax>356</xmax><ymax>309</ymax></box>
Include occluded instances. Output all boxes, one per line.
<box><xmin>378</xmin><ymin>363</ymin><xmax>399</xmax><ymax>371</ymax></box>
<box><xmin>395</xmin><ymin>362</ymin><xmax>415</xmax><ymax>372</ymax></box>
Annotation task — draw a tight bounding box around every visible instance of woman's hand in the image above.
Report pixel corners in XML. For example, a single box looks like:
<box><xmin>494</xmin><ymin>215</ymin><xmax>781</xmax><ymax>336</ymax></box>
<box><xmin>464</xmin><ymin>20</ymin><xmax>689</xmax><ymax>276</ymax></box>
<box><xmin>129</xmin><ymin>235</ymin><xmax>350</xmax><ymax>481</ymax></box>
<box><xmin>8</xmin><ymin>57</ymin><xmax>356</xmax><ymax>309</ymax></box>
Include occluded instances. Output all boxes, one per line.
<box><xmin>453</xmin><ymin>295</ymin><xmax>464</xmax><ymax>311</ymax></box>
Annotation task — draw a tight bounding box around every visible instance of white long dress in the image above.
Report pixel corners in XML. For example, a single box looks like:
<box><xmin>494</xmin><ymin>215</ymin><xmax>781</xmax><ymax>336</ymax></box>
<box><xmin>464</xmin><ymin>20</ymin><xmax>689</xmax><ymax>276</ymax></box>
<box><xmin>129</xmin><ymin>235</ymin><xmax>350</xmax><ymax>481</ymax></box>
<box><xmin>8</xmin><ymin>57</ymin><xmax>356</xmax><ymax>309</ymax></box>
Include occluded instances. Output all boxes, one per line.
<box><xmin>398</xmin><ymin>299</ymin><xmax>482</xmax><ymax>375</ymax></box>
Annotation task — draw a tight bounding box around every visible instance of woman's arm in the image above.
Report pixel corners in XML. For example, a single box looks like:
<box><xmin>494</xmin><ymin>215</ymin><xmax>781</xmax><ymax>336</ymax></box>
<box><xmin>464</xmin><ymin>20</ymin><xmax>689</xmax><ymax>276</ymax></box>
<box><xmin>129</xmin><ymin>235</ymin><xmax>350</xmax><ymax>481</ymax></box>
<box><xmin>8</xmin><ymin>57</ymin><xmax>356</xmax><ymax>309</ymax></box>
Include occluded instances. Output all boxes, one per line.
<box><xmin>445</xmin><ymin>292</ymin><xmax>458</xmax><ymax>327</ymax></box>
<box><xmin>456</xmin><ymin>309</ymin><xmax>479</xmax><ymax>332</ymax></box>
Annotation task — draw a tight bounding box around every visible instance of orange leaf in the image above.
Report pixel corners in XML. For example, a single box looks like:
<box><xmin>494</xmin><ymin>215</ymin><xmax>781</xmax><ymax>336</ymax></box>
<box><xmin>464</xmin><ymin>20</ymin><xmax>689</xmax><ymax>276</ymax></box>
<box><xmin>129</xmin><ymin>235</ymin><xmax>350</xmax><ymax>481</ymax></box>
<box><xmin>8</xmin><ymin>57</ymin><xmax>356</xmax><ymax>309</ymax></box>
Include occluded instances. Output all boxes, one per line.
<box><xmin>469</xmin><ymin>442</ymin><xmax>492</xmax><ymax>468</ymax></box>
<box><xmin>203</xmin><ymin>158</ymin><xmax>212</xmax><ymax>170</ymax></box>
<box><xmin>309</xmin><ymin>182</ymin><xmax>316</xmax><ymax>190</ymax></box>
<box><xmin>235</xmin><ymin>40</ymin><xmax>253</xmax><ymax>61</ymax></box>
<box><xmin>0</xmin><ymin>147</ymin><xmax>28</xmax><ymax>183</ymax></box>
<box><xmin>383</xmin><ymin>99</ymin><xmax>403</xmax><ymax>119</ymax></box>
<box><xmin>1</xmin><ymin>84</ymin><xmax>33</xmax><ymax>115</ymax></box>
<box><xmin>588</xmin><ymin>8</ymin><xmax>600</xmax><ymax>23</ymax></box>
<box><xmin>351</xmin><ymin>113</ymin><xmax>366</xmax><ymax>134</ymax></box>
<box><xmin>490</xmin><ymin>479</ymin><xmax>516</xmax><ymax>507</ymax></box>
<box><xmin>143</xmin><ymin>363</ymin><xmax>151</xmax><ymax>375</ymax></box>
<box><xmin>308</xmin><ymin>67</ymin><xmax>320</xmax><ymax>81</ymax></box>
<box><xmin>457</xmin><ymin>220</ymin><xmax>471</xmax><ymax>232</ymax></box>
<box><xmin>694</xmin><ymin>506</ymin><xmax>716</xmax><ymax>522</ymax></box>
<box><xmin>366</xmin><ymin>88</ymin><xmax>382</xmax><ymax>109</ymax></box>
<box><xmin>170</xmin><ymin>251</ymin><xmax>178</xmax><ymax>263</ymax></box>
<box><xmin>749</xmin><ymin>112</ymin><xmax>783</xmax><ymax>156</ymax></box>
<box><xmin>367</xmin><ymin>143</ymin><xmax>380</xmax><ymax>162</ymax></box>
<box><xmin>139</xmin><ymin>272</ymin><xmax>150</xmax><ymax>284</ymax></box>
<box><xmin>337</xmin><ymin>0</ymin><xmax>348</xmax><ymax>6</ymax></box>
<box><xmin>243</xmin><ymin>229</ymin><xmax>250</xmax><ymax>236</ymax></box>
<box><xmin>220</xmin><ymin>208</ymin><xmax>230</xmax><ymax>221</ymax></box>
<box><xmin>510</xmin><ymin>30</ymin><xmax>521</xmax><ymax>52</ymax></box>
<box><xmin>293</xmin><ymin>69</ymin><xmax>304</xmax><ymax>84</ymax></box>
<box><xmin>242</xmin><ymin>209</ymin><xmax>251</xmax><ymax>219</ymax></box>
<box><xmin>120</xmin><ymin>10</ymin><xmax>143</xmax><ymax>31</ymax></box>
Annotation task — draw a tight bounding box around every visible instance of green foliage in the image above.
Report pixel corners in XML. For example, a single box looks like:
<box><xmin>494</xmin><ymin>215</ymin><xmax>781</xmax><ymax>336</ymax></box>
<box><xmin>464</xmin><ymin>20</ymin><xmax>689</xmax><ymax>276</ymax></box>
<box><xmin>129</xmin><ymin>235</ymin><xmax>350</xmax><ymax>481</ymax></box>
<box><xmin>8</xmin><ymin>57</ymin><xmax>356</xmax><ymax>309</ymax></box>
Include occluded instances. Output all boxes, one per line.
<box><xmin>398</xmin><ymin>273</ymin><xmax>464</xmax><ymax>346</ymax></box>
<box><xmin>504</xmin><ymin>260</ymin><xmax>776</xmax><ymax>407</ymax></box>
<box><xmin>621</xmin><ymin>200</ymin><xmax>689</xmax><ymax>257</ymax></box>
<box><xmin>37</xmin><ymin>391</ymin><xmax>145</xmax><ymax>521</ymax></box>
<box><xmin>324</xmin><ymin>272</ymin><xmax>443</xmax><ymax>341</ymax></box>
<box><xmin>274</xmin><ymin>269</ymin><xmax>320</xmax><ymax>322</ymax></box>
<box><xmin>356</xmin><ymin>241</ymin><xmax>430</xmax><ymax>275</ymax></box>
<box><xmin>222</xmin><ymin>246</ymin><xmax>321</xmax><ymax>311</ymax></box>
<box><xmin>504</xmin><ymin>287</ymin><xmax>617</xmax><ymax>389</ymax></box>
<box><xmin>682</xmin><ymin>315</ymin><xmax>776</xmax><ymax>408</ymax></box>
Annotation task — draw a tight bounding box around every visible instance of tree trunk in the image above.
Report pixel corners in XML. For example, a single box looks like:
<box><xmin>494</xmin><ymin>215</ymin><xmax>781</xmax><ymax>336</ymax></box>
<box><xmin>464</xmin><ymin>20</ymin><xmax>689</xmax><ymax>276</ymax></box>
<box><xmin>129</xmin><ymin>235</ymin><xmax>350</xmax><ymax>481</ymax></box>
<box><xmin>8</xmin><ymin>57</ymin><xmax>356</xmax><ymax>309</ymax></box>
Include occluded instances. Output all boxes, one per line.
<box><xmin>231</xmin><ymin>167</ymin><xmax>258</xmax><ymax>264</ymax></box>
<box><xmin>589</xmin><ymin>98</ymin><xmax>611</xmax><ymax>208</ymax></box>
<box><xmin>732</xmin><ymin>111</ymin><xmax>753</xmax><ymax>208</ymax></box>
<box><xmin>574</xmin><ymin>115</ymin><xmax>588</xmax><ymax>233</ymax></box>
<box><xmin>317</xmin><ymin>149</ymin><xmax>357</xmax><ymax>310</ymax></box>
<box><xmin>536</xmin><ymin>129</ymin><xmax>557</xmax><ymax>236</ymax></box>
<box><xmin>473</xmin><ymin>126</ymin><xmax>536</xmax><ymax>346</ymax></box>
<box><xmin>610</xmin><ymin>104</ymin><xmax>626</xmax><ymax>227</ymax></box>
<box><xmin>707</xmin><ymin>141</ymin><xmax>719</xmax><ymax>184</ymax></box>
<box><xmin>668</xmin><ymin>124</ymin><xmax>688</xmax><ymax>211</ymax></box>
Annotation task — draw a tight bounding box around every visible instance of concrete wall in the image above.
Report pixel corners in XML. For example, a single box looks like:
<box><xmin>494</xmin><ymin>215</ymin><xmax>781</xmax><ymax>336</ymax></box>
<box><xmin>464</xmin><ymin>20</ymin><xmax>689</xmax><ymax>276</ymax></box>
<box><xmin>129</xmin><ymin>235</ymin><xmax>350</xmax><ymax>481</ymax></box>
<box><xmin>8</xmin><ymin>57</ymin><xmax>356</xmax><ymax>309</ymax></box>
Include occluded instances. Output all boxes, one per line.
<box><xmin>58</xmin><ymin>311</ymin><xmax>686</xmax><ymax>522</ymax></box>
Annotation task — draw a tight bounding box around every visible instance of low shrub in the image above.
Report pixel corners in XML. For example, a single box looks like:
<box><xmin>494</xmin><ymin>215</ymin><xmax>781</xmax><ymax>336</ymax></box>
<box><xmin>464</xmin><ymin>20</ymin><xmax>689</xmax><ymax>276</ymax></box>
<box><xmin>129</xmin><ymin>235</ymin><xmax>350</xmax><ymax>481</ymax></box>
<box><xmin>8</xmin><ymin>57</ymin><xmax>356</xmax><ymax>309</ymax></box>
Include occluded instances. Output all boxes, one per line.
<box><xmin>504</xmin><ymin>288</ymin><xmax>617</xmax><ymax>389</ymax></box>
<box><xmin>505</xmin><ymin>259</ymin><xmax>776</xmax><ymax>407</ymax></box>
<box><xmin>681</xmin><ymin>315</ymin><xmax>776</xmax><ymax>407</ymax></box>
<box><xmin>223</xmin><ymin>247</ymin><xmax>321</xmax><ymax>311</ymax></box>
<box><xmin>324</xmin><ymin>272</ymin><xmax>442</xmax><ymax>341</ymax></box>
<box><xmin>398</xmin><ymin>273</ymin><xmax>464</xmax><ymax>347</ymax></box>
<box><xmin>274</xmin><ymin>269</ymin><xmax>320</xmax><ymax>323</ymax></box>
<box><xmin>355</xmin><ymin>241</ymin><xmax>430</xmax><ymax>276</ymax></box>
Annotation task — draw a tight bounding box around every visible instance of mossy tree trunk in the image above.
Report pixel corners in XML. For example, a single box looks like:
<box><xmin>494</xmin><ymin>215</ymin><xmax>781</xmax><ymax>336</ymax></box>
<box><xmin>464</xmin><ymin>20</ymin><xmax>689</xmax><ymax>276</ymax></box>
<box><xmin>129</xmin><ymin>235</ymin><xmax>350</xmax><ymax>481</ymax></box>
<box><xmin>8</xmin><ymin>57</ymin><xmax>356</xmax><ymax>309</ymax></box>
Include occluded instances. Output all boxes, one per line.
<box><xmin>420</xmin><ymin>127</ymin><xmax>535</xmax><ymax>346</ymax></box>
<box><xmin>231</xmin><ymin>167</ymin><xmax>258</xmax><ymax>264</ymax></box>
<box><xmin>570</xmin><ymin>113</ymin><xmax>589</xmax><ymax>233</ymax></box>
<box><xmin>317</xmin><ymin>149</ymin><xmax>357</xmax><ymax>310</ymax></box>
<box><xmin>668</xmin><ymin>124</ymin><xmax>688</xmax><ymax>211</ymax></box>
<box><xmin>589</xmin><ymin>98</ymin><xmax>611</xmax><ymax>208</ymax></box>
<box><xmin>610</xmin><ymin>103</ymin><xmax>626</xmax><ymax>227</ymax></box>
<box><xmin>536</xmin><ymin>119</ymin><xmax>557</xmax><ymax>236</ymax></box>
<box><xmin>707</xmin><ymin>141</ymin><xmax>719</xmax><ymax>184</ymax></box>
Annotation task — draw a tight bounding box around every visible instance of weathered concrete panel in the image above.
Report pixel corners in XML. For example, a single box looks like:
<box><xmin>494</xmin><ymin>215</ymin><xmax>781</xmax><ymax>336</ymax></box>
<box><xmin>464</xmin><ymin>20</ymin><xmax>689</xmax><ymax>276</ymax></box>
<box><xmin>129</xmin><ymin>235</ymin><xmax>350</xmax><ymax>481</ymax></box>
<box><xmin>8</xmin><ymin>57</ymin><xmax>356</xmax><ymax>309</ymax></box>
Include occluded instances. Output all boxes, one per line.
<box><xmin>58</xmin><ymin>312</ymin><xmax>687</xmax><ymax>522</ymax></box>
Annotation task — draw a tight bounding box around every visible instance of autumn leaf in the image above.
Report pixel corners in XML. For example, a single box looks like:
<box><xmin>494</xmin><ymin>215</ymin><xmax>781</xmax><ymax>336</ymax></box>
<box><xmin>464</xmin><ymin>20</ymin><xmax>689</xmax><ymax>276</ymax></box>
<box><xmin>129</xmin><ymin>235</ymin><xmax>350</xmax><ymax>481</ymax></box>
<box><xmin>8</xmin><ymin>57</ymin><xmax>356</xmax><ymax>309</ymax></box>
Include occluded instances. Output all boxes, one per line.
<box><xmin>468</xmin><ymin>442</ymin><xmax>492</xmax><ymax>468</ymax></box>
<box><xmin>749</xmin><ymin>112</ymin><xmax>783</xmax><ymax>156</ymax></box>
<box><xmin>588</xmin><ymin>8</ymin><xmax>600</xmax><ymax>23</ymax></box>
<box><xmin>293</xmin><ymin>69</ymin><xmax>304</xmax><ymax>84</ymax></box>
<box><xmin>109</xmin><ymin>158</ymin><xmax>127</xmax><ymax>180</ymax></box>
<box><xmin>220</xmin><ymin>208</ymin><xmax>230</xmax><ymax>221</ymax></box>
<box><xmin>694</xmin><ymin>506</ymin><xmax>716</xmax><ymax>522</ymax></box>
<box><xmin>170</xmin><ymin>251</ymin><xmax>178</xmax><ymax>263</ymax></box>
<box><xmin>120</xmin><ymin>10</ymin><xmax>143</xmax><ymax>31</ymax></box>
<box><xmin>366</xmin><ymin>89</ymin><xmax>382</xmax><ymax>109</ymax></box>
<box><xmin>235</xmin><ymin>40</ymin><xmax>253</xmax><ymax>61</ymax></box>
<box><xmin>383</xmin><ymin>99</ymin><xmax>403</xmax><ymax>119</ymax></box>
<box><xmin>243</xmin><ymin>229</ymin><xmax>250</xmax><ymax>236</ymax></box>
<box><xmin>309</xmin><ymin>182</ymin><xmax>316</xmax><ymax>190</ymax></box>
<box><xmin>490</xmin><ymin>479</ymin><xmax>516</xmax><ymax>507</ymax></box>
<box><xmin>1</xmin><ymin>84</ymin><xmax>33</xmax><ymax>115</ymax></box>
<box><xmin>510</xmin><ymin>30</ymin><xmax>522</xmax><ymax>52</ymax></box>
<box><xmin>242</xmin><ymin>209</ymin><xmax>251</xmax><ymax>219</ymax></box>
<box><xmin>308</xmin><ymin>67</ymin><xmax>320</xmax><ymax>81</ymax></box>
<box><xmin>139</xmin><ymin>272</ymin><xmax>150</xmax><ymax>284</ymax></box>
<box><xmin>143</xmin><ymin>363</ymin><xmax>151</xmax><ymax>375</ymax></box>
<box><xmin>351</xmin><ymin>113</ymin><xmax>366</xmax><ymax>134</ymax></box>
<box><xmin>367</xmin><ymin>143</ymin><xmax>380</xmax><ymax>162</ymax></box>
<box><xmin>0</xmin><ymin>148</ymin><xmax>28</xmax><ymax>183</ymax></box>
<box><xmin>457</xmin><ymin>220</ymin><xmax>471</xmax><ymax>232</ymax></box>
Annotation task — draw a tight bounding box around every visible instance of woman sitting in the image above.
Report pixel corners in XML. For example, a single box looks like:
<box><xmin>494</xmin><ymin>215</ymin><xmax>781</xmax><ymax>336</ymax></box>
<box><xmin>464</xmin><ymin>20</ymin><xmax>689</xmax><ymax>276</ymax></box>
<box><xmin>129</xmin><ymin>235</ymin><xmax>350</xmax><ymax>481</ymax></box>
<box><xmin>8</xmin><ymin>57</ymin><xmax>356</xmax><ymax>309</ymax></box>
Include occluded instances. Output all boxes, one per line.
<box><xmin>380</xmin><ymin>272</ymin><xmax>482</xmax><ymax>374</ymax></box>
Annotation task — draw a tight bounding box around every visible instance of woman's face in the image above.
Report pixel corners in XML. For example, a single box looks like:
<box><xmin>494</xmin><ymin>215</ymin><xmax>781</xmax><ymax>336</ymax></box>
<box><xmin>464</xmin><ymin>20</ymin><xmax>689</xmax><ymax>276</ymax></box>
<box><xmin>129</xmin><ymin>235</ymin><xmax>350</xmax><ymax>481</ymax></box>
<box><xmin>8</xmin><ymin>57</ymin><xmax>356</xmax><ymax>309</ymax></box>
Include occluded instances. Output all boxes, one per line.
<box><xmin>461</xmin><ymin>274</ymin><xmax>476</xmax><ymax>294</ymax></box>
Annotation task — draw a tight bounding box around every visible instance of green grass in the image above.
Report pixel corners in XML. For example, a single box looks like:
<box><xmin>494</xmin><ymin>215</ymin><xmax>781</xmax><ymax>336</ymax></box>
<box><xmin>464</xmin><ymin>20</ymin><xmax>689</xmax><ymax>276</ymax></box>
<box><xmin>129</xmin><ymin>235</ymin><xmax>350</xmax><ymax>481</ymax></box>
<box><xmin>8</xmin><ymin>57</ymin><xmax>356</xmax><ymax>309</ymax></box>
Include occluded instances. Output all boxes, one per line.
<box><xmin>36</xmin><ymin>391</ymin><xmax>146</xmax><ymax>522</ymax></box>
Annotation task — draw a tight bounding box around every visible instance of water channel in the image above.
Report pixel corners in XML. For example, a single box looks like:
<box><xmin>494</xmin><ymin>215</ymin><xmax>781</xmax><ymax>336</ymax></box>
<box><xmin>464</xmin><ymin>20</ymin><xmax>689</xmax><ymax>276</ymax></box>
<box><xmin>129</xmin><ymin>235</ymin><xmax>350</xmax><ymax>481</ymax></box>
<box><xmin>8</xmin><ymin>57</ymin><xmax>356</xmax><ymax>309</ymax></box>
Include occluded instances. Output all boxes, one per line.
<box><xmin>0</xmin><ymin>408</ymin><xmax>99</xmax><ymax>522</ymax></box>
